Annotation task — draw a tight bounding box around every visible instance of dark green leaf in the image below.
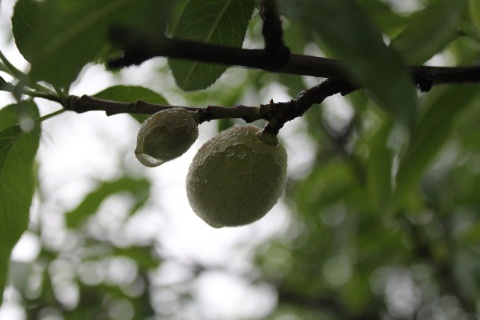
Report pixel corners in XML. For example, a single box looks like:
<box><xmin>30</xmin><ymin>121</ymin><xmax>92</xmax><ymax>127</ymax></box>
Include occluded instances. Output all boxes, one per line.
<box><xmin>0</xmin><ymin>125</ymin><xmax>22</xmax><ymax>171</ymax></box>
<box><xmin>167</xmin><ymin>0</ymin><xmax>190</xmax><ymax>36</ymax></box>
<box><xmin>390</xmin><ymin>1</ymin><xmax>464</xmax><ymax>64</ymax></box>
<box><xmin>0</xmin><ymin>76</ymin><xmax>8</xmax><ymax>89</ymax></box>
<box><xmin>0</xmin><ymin>101</ymin><xmax>40</xmax><ymax>305</ymax></box>
<box><xmin>395</xmin><ymin>85</ymin><xmax>479</xmax><ymax>208</ymax></box>
<box><xmin>65</xmin><ymin>176</ymin><xmax>150</xmax><ymax>229</ymax></box>
<box><xmin>0</xmin><ymin>81</ymin><xmax>15</xmax><ymax>92</ymax></box>
<box><xmin>12</xmin><ymin>0</ymin><xmax>171</xmax><ymax>87</ymax></box>
<box><xmin>280</xmin><ymin>0</ymin><xmax>418</xmax><ymax>128</ymax></box>
<box><xmin>0</xmin><ymin>75</ymin><xmax>15</xmax><ymax>91</ymax></box>
<box><xmin>169</xmin><ymin>0</ymin><xmax>255</xmax><ymax>91</ymax></box>
<box><xmin>93</xmin><ymin>85</ymin><xmax>169</xmax><ymax>123</ymax></box>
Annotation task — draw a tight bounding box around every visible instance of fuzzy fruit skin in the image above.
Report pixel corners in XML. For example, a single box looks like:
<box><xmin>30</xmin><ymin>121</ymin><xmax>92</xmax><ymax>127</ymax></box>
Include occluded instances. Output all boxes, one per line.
<box><xmin>187</xmin><ymin>126</ymin><xmax>287</xmax><ymax>228</ymax></box>
<box><xmin>135</xmin><ymin>108</ymin><xmax>199</xmax><ymax>167</ymax></box>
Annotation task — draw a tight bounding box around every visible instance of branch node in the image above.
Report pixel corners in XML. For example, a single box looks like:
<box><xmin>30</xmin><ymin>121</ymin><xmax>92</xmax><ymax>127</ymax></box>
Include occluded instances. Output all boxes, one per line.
<box><xmin>198</xmin><ymin>106</ymin><xmax>215</xmax><ymax>123</ymax></box>
<box><xmin>415</xmin><ymin>72</ymin><xmax>434</xmax><ymax>92</ymax></box>
<box><xmin>63</xmin><ymin>95</ymin><xmax>79</xmax><ymax>112</ymax></box>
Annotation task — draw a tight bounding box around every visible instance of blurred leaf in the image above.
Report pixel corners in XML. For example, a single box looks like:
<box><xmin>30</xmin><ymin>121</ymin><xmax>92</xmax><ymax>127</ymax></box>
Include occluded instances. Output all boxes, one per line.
<box><xmin>113</xmin><ymin>246</ymin><xmax>159</xmax><ymax>271</ymax></box>
<box><xmin>339</xmin><ymin>272</ymin><xmax>374</xmax><ymax>315</ymax></box>
<box><xmin>12</xmin><ymin>0</ymin><xmax>171</xmax><ymax>87</ymax></box>
<box><xmin>65</xmin><ymin>176</ymin><xmax>151</xmax><ymax>228</ymax></box>
<box><xmin>168</xmin><ymin>0</ymin><xmax>255</xmax><ymax>91</ymax></box>
<box><xmin>294</xmin><ymin>158</ymin><xmax>360</xmax><ymax>219</ymax></box>
<box><xmin>390</xmin><ymin>1</ymin><xmax>464</xmax><ymax>64</ymax></box>
<box><xmin>0</xmin><ymin>101</ymin><xmax>40</xmax><ymax>304</ymax></box>
<box><xmin>365</xmin><ymin>119</ymin><xmax>394</xmax><ymax>211</ymax></box>
<box><xmin>217</xmin><ymin>118</ymin><xmax>236</xmax><ymax>133</ymax></box>
<box><xmin>469</xmin><ymin>0</ymin><xmax>480</xmax><ymax>30</ymax></box>
<box><xmin>280</xmin><ymin>0</ymin><xmax>418</xmax><ymax>128</ymax></box>
<box><xmin>395</xmin><ymin>85</ymin><xmax>479</xmax><ymax>209</ymax></box>
<box><xmin>461</xmin><ymin>220</ymin><xmax>480</xmax><ymax>244</ymax></box>
<box><xmin>356</xmin><ymin>0</ymin><xmax>408</xmax><ymax>36</ymax></box>
<box><xmin>93</xmin><ymin>85</ymin><xmax>169</xmax><ymax>123</ymax></box>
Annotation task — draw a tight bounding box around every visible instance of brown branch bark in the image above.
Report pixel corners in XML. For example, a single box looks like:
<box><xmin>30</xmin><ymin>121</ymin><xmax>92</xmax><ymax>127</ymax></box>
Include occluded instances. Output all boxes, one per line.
<box><xmin>63</xmin><ymin>95</ymin><xmax>262</xmax><ymax>123</ymax></box>
<box><xmin>56</xmin><ymin>78</ymin><xmax>352</xmax><ymax>132</ymax></box>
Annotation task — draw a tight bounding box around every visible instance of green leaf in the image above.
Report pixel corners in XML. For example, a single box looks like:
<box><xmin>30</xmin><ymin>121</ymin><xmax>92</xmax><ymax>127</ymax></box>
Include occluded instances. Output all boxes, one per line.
<box><xmin>390</xmin><ymin>1</ymin><xmax>464</xmax><ymax>64</ymax></box>
<box><xmin>0</xmin><ymin>101</ymin><xmax>40</xmax><ymax>305</ymax></box>
<box><xmin>167</xmin><ymin>0</ymin><xmax>190</xmax><ymax>36</ymax></box>
<box><xmin>0</xmin><ymin>125</ymin><xmax>22</xmax><ymax>171</ymax></box>
<box><xmin>12</xmin><ymin>0</ymin><xmax>171</xmax><ymax>87</ymax></box>
<box><xmin>280</xmin><ymin>0</ymin><xmax>418</xmax><ymax>128</ymax></box>
<box><xmin>168</xmin><ymin>0</ymin><xmax>255</xmax><ymax>91</ymax></box>
<box><xmin>93</xmin><ymin>85</ymin><xmax>169</xmax><ymax>123</ymax></box>
<box><xmin>65</xmin><ymin>176</ymin><xmax>151</xmax><ymax>229</ymax></box>
<box><xmin>394</xmin><ymin>85</ymin><xmax>479</xmax><ymax>208</ymax></box>
<box><xmin>0</xmin><ymin>81</ymin><xmax>15</xmax><ymax>92</ymax></box>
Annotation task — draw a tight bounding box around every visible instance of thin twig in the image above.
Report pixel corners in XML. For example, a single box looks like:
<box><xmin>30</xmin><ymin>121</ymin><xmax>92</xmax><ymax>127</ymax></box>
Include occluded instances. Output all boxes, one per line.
<box><xmin>0</xmin><ymin>50</ymin><xmax>25</xmax><ymax>79</ymax></box>
<box><xmin>45</xmin><ymin>78</ymin><xmax>351</xmax><ymax>132</ymax></box>
<box><xmin>36</xmin><ymin>109</ymin><xmax>66</xmax><ymax>123</ymax></box>
<box><xmin>63</xmin><ymin>95</ymin><xmax>263</xmax><ymax>124</ymax></box>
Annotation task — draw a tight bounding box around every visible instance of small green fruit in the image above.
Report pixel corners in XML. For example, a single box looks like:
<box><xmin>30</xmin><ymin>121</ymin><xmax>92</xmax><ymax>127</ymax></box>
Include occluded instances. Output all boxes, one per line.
<box><xmin>135</xmin><ymin>108</ymin><xmax>199</xmax><ymax>167</ymax></box>
<box><xmin>186</xmin><ymin>125</ymin><xmax>287</xmax><ymax>228</ymax></box>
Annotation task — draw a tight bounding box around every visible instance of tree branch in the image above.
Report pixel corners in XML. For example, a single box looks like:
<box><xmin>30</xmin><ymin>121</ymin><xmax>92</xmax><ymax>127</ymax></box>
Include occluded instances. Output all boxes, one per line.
<box><xmin>31</xmin><ymin>16</ymin><xmax>480</xmax><ymax>132</ymax></box>
<box><xmin>260</xmin><ymin>0</ymin><xmax>290</xmax><ymax>67</ymax></box>
<box><xmin>107</xmin><ymin>30</ymin><xmax>356</xmax><ymax>82</ymax></box>
<box><xmin>63</xmin><ymin>95</ymin><xmax>262</xmax><ymax>123</ymax></box>
<box><xmin>48</xmin><ymin>78</ymin><xmax>352</xmax><ymax>133</ymax></box>
<box><xmin>108</xmin><ymin>31</ymin><xmax>480</xmax><ymax>90</ymax></box>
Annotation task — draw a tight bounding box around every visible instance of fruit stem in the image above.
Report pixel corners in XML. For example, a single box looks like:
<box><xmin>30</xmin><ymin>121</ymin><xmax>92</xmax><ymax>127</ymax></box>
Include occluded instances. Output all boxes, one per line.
<box><xmin>258</xmin><ymin>127</ymin><xmax>279</xmax><ymax>146</ymax></box>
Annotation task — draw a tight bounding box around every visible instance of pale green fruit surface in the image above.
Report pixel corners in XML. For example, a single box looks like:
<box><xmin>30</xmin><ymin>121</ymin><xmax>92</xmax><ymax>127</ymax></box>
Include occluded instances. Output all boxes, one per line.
<box><xmin>187</xmin><ymin>126</ymin><xmax>287</xmax><ymax>228</ymax></box>
<box><xmin>135</xmin><ymin>108</ymin><xmax>199</xmax><ymax>167</ymax></box>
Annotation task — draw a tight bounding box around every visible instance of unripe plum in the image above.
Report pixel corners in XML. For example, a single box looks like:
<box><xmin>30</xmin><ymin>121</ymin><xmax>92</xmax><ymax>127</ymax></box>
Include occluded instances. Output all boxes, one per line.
<box><xmin>186</xmin><ymin>125</ymin><xmax>287</xmax><ymax>228</ymax></box>
<box><xmin>135</xmin><ymin>108</ymin><xmax>199</xmax><ymax>167</ymax></box>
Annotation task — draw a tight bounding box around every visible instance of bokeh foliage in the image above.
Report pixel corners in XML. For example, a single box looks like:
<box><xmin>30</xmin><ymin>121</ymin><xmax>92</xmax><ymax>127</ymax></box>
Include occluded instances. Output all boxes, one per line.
<box><xmin>1</xmin><ymin>0</ymin><xmax>480</xmax><ymax>319</ymax></box>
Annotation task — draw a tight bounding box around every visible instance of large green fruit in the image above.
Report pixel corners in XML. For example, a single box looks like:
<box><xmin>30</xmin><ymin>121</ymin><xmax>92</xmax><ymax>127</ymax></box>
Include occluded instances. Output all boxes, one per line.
<box><xmin>135</xmin><ymin>108</ymin><xmax>199</xmax><ymax>167</ymax></box>
<box><xmin>186</xmin><ymin>125</ymin><xmax>288</xmax><ymax>228</ymax></box>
